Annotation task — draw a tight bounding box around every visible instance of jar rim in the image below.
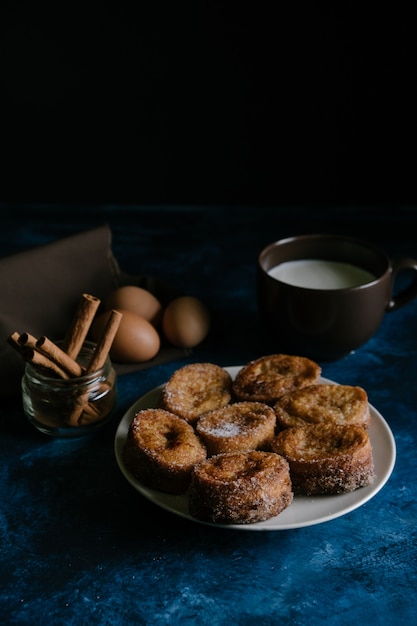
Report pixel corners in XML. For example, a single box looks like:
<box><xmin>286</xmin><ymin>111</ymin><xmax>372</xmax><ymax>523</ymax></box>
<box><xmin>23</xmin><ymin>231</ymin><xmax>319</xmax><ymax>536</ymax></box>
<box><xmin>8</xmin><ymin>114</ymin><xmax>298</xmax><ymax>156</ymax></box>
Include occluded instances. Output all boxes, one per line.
<box><xmin>23</xmin><ymin>340</ymin><xmax>112</xmax><ymax>386</ymax></box>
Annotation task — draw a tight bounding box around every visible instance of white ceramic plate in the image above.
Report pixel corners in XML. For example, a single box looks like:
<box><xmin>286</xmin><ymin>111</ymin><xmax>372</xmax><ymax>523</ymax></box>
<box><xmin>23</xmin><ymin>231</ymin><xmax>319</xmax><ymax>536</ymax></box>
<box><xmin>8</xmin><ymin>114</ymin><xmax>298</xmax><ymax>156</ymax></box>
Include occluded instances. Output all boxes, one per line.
<box><xmin>114</xmin><ymin>368</ymin><xmax>396</xmax><ymax>530</ymax></box>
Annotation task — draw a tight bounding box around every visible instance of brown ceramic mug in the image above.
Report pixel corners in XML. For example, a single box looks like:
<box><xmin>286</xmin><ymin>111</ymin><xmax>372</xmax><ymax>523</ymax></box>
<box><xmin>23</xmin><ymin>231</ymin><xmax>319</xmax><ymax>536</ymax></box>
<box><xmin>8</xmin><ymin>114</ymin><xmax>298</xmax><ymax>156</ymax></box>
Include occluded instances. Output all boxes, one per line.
<box><xmin>257</xmin><ymin>233</ymin><xmax>417</xmax><ymax>361</ymax></box>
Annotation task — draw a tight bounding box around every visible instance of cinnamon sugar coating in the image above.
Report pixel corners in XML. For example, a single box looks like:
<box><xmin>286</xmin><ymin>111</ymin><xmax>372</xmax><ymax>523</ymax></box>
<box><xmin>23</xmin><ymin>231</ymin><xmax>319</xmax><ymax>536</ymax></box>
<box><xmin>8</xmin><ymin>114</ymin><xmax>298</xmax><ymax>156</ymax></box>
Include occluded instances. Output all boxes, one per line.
<box><xmin>271</xmin><ymin>423</ymin><xmax>375</xmax><ymax>495</ymax></box>
<box><xmin>274</xmin><ymin>384</ymin><xmax>370</xmax><ymax>430</ymax></box>
<box><xmin>123</xmin><ymin>408</ymin><xmax>207</xmax><ymax>494</ymax></box>
<box><xmin>189</xmin><ymin>451</ymin><xmax>293</xmax><ymax>524</ymax></box>
<box><xmin>196</xmin><ymin>401</ymin><xmax>276</xmax><ymax>455</ymax></box>
<box><xmin>161</xmin><ymin>362</ymin><xmax>233</xmax><ymax>423</ymax></box>
<box><xmin>232</xmin><ymin>354</ymin><xmax>321</xmax><ymax>405</ymax></box>
<box><xmin>122</xmin><ymin>357</ymin><xmax>377</xmax><ymax>523</ymax></box>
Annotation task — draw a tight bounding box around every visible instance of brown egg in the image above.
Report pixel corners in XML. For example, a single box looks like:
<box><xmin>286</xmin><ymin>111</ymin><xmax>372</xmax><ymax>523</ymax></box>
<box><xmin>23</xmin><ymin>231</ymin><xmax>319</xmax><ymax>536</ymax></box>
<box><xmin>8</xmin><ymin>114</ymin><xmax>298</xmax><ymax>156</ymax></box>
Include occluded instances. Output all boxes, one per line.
<box><xmin>162</xmin><ymin>296</ymin><xmax>210</xmax><ymax>348</ymax></box>
<box><xmin>90</xmin><ymin>309</ymin><xmax>160</xmax><ymax>363</ymax></box>
<box><xmin>105</xmin><ymin>286</ymin><xmax>162</xmax><ymax>326</ymax></box>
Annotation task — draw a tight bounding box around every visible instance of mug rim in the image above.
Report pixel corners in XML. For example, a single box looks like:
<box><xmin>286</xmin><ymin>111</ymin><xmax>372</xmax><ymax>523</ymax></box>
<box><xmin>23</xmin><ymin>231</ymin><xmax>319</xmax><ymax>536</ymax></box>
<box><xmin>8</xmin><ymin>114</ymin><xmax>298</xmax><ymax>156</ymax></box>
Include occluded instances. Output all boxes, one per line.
<box><xmin>258</xmin><ymin>233</ymin><xmax>391</xmax><ymax>291</ymax></box>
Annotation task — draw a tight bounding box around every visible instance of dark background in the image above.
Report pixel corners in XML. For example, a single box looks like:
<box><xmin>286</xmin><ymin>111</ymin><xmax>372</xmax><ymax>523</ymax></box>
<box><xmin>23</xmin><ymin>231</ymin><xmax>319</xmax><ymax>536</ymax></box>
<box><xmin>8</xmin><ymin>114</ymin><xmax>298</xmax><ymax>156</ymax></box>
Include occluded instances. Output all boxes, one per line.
<box><xmin>1</xmin><ymin>3</ymin><xmax>416</xmax><ymax>206</ymax></box>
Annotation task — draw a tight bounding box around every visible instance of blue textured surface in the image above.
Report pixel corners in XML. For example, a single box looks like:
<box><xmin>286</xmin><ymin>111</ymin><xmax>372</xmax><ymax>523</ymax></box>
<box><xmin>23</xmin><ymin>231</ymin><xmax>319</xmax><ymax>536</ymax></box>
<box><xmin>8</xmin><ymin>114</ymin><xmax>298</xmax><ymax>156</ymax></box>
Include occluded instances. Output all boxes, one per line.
<box><xmin>1</xmin><ymin>205</ymin><xmax>417</xmax><ymax>625</ymax></box>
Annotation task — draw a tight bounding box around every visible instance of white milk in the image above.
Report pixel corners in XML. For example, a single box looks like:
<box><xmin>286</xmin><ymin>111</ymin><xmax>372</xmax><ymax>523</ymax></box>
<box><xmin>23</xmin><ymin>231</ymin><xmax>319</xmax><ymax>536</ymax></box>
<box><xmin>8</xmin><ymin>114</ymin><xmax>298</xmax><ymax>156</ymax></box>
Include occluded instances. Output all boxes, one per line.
<box><xmin>267</xmin><ymin>259</ymin><xmax>376</xmax><ymax>290</ymax></box>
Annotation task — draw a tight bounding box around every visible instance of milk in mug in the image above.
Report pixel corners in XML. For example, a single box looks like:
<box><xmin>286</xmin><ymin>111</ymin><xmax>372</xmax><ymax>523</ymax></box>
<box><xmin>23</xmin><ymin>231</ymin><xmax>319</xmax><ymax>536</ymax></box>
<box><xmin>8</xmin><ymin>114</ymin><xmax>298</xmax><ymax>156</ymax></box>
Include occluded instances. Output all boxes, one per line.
<box><xmin>267</xmin><ymin>259</ymin><xmax>376</xmax><ymax>290</ymax></box>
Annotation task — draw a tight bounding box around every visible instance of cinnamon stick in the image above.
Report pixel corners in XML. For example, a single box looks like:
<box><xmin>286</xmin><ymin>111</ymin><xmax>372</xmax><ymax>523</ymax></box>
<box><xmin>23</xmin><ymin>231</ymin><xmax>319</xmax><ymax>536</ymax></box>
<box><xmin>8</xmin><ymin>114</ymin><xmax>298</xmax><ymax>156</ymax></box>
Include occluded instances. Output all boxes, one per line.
<box><xmin>66</xmin><ymin>310</ymin><xmax>121</xmax><ymax>425</ymax></box>
<box><xmin>17</xmin><ymin>332</ymin><xmax>38</xmax><ymax>349</ymax></box>
<box><xmin>86</xmin><ymin>309</ymin><xmax>122</xmax><ymax>373</ymax></box>
<box><xmin>62</xmin><ymin>293</ymin><xmax>101</xmax><ymax>360</ymax></box>
<box><xmin>8</xmin><ymin>332</ymin><xmax>79</xmax><ymax>380</ymax></box>
<box><xmin>66</xmin><ymin>391</ymin><xmax>91</xmax><ymax>427</ymax></box>
<box><xmin>66</xmin><ymin>382</ymin><xmax>111</xmax><ymax>427</ymax></box>
<box><xmin>24</xmin><ymin>348</ymin><xmax>70</xmax><ymax>379</ymax></box>
<box><xmin>36</xmin><ymin>335</ymin><xmax>84</xmax><ymax>378</ymax></box>
<box><xmin>8</xmin><ymin>331</ymin><xmax>39</xmax><ymax>353</ymax></box>
<box><xmin>7</xmin><ymin>332</ymin><xmax>25</xmax><ymax>354</ymax></box>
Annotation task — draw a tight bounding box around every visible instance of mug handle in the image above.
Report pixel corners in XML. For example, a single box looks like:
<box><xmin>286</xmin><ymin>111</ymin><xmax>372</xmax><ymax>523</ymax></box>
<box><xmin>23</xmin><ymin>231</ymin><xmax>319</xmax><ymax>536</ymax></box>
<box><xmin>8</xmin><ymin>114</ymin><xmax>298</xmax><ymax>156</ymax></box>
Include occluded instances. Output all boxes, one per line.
<box><xmin>387</xmin><ymin>257</ymin><xmax>417</xmax><ymax>311</ymax></box>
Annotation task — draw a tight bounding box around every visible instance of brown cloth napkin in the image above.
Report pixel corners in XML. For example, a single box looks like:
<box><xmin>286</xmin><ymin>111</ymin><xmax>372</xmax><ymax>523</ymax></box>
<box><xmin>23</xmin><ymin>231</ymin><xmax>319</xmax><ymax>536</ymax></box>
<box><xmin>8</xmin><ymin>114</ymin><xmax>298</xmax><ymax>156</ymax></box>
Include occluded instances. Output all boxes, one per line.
<box><xmin>0</xmin><ymin>225</ymin><xmax>186</xmax><ymax>397</ymax></box>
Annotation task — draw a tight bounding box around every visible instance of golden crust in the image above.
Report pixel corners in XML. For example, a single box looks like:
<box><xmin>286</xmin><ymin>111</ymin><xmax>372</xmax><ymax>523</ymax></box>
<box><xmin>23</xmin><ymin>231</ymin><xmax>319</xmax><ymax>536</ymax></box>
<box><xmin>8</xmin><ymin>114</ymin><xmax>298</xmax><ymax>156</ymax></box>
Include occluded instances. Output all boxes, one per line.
<box><xmin>196</xmin><ymin>401</ymin><xmax>276</xmax><ymax>455</ymax></box>
<box><xmin>271</xmin><ymin>423</ymin><xmax>375</xmax><ymax>495</ymax></box>
<box><xmin>188</xmin><ymin>451</ymin><xmax>294</xmax><ymax>524</ymax></box>
<box><xmin>123</xmin><ymin>408</ymin><xmax>207</xmax><ymax>494</ymax></box>
<box><xmin>121</xmin><ymin>357</ymin><xmax>377</xmax><ymax>522</ymax></box>
<box><xmin>274</xmin><ymin>384</ymin><xmax>370</xmax><ymax>430</ymax></box>
<box><xmin>161</xmin><ymin>362</ymin><xmax>233</xmax><ymax>423</ymax></box>
<box><xmin>232</xmin><ymin>354</ymin><xmax>321</xmax><ymax>404</ymax></box>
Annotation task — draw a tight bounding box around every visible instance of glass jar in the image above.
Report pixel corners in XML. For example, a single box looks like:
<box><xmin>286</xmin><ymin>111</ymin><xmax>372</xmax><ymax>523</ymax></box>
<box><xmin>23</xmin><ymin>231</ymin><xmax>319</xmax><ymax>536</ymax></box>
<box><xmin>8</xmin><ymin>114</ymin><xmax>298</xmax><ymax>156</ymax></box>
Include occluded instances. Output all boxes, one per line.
<box><xmin>21</xmin><ymin>341</ymin><xmax>117</xmax><ymax>437</ymax></box>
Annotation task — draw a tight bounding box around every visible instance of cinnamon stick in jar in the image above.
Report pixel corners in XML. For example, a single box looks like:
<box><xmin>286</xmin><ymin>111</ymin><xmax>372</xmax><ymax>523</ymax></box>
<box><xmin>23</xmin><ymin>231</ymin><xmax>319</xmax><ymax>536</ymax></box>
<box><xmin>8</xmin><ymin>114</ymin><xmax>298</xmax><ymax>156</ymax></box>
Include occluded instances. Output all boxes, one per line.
<box><xmin>66</xmin><ymin>381</ymin><xmax>113</xmax><ymax>427</ymax></box>
<box><xmin>17</xmin><ymin>332</ymin><xmax>38</xmax><ymax>350</ymax></box>
<box><xmin>66</xmin><ymin>310</ymin><xmax>122</xmax><ymax>426</ymax></box>
<box><xmin>86</xmin><ymin>309</ymin><xmax>122</xmax><ymax>373</ymax></box>
<box><xmin>7</xmin><ymin>331</ymin><xmax>25</xmax><ymax>354</ymax></box>
<box><xmin>62</xmin><ymin>293</ymin><xmax>101</xmax><ymax>360</ymax></box>
<box><xmin>25</xmin><ymin>347</ymin><xmax>70</xmax><ymax>379</ymax></box>
<box><xmin>36</xmin><ymin>336</ymin><xmax>84</xmax><ymax>378</ymax></box>
<box><xmin>7</xmin><ymin>332</ymin><xmax>70</xmax><ymax>379</ymax></box>
<box><xmin>8</xmin><ymin>331</ymin><xmax>38</xmax><ymax>353</ymax></box>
